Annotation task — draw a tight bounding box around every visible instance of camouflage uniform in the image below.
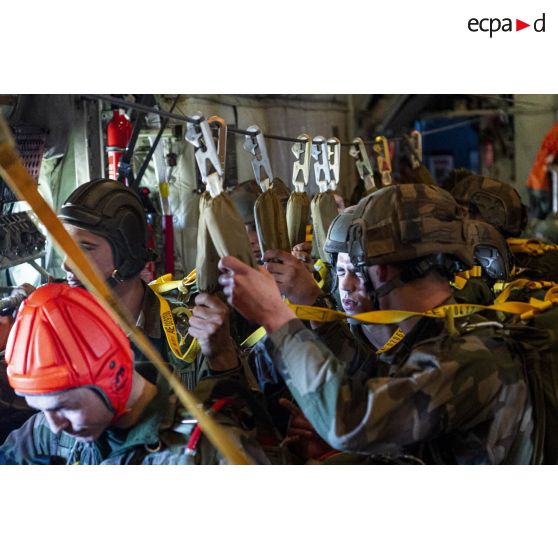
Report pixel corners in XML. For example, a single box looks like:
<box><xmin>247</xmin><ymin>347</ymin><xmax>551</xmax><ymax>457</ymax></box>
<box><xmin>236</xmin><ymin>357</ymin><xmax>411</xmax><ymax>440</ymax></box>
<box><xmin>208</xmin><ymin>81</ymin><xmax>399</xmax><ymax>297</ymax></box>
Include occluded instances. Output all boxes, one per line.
<box><xmin>257</xmin><ymin>309</ymin><xmax>534</xmax><ymax>464</ymax></box>
<box><xmin>249</xmin><ymin>317</ymin><xmax>376</xmax><ymax>437</ymax></box>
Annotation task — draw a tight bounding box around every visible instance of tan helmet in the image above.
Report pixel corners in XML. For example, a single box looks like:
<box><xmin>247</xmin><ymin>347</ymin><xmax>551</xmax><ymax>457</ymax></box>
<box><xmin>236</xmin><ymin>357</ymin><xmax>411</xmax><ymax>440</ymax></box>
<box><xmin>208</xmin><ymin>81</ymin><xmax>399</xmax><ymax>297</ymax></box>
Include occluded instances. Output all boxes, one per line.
<box><xmin>466</xmin><ymin>219</ymin><xmax>513</xmax><ymax>281</ymax></box>
<box><xmin>450</xmin><ymin>174</ymin><xmax>527</xmax><ymax>238</ymax></box>
<box><xmin>341</xmin><ymin>183</ymin><xmax>474</xmax><ymax>269</ymax></box>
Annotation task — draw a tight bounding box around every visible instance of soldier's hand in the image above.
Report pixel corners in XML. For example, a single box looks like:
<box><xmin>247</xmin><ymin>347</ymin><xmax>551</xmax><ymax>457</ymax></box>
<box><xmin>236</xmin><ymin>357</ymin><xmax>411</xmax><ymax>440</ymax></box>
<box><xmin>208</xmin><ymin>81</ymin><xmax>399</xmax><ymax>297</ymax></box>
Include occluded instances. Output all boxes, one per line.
<box><xmin>263</xmin><ymin>249</ymin><xmax>323</xmax><ymax>306</ymax></box>
<box><xmin>218</xmin><ymin>256</ymin><xmax>295</xmax><ymax>333</ymax></box>
<box><xmin>188</xmin><ymin>293</ymin><xmax>239</xmax><ymax>371</ymax></box>
<box><xmin>291</xmin><ymin>242</ymin><xmax>315</xmax><ymax>272</ymax></box>
<box><xmin>279</xmin><ymin>398</ymin><xmax>333</xmax><ymax>461</ymax></box>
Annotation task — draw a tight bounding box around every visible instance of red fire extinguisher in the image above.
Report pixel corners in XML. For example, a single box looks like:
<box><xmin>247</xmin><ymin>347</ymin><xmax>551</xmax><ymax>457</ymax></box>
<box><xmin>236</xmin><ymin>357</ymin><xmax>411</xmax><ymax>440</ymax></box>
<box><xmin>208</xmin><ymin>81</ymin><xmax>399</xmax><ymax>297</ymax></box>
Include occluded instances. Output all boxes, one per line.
<box><xmin>106</xmin><ymin>109</ymin><xmax>132</xmax><ymax>181</ymax></box>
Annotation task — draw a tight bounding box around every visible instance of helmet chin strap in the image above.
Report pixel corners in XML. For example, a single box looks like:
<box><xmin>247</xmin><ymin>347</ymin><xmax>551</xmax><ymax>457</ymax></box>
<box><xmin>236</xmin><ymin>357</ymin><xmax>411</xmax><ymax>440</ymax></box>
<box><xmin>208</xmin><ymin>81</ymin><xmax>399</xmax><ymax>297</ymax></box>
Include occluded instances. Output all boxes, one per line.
<box><xmin>355</xmin><ymin>258</ymin><xmax>436</xmax><ymax>319</ymax></box>
<box><xmin>347</xmin><ymin>263</ymin><xmax>383</xmax><ymax>325</ymax></box>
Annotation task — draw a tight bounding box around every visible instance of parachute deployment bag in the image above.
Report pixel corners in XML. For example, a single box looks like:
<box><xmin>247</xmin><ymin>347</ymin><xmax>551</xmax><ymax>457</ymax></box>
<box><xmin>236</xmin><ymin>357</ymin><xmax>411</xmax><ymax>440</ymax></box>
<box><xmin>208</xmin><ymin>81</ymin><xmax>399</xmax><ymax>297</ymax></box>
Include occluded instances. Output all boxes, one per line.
<box><xmin>196</xmin><ymin>191</ymin><xmax>257</xmax><ymax>292</ymax></box>
<box><xmin>310</xmin><ymin>190</ymin><xmax>338</xmax><ymax>262</ymax></box>
<box><xmin>286</xmin><ymin>191</ymin><xmax>310</xmax><ymax>248</ymax></box>
<box><xmin>254</xmin><ymin>186</ymin><xmax>290</xmax><ymax>254</ymax></box>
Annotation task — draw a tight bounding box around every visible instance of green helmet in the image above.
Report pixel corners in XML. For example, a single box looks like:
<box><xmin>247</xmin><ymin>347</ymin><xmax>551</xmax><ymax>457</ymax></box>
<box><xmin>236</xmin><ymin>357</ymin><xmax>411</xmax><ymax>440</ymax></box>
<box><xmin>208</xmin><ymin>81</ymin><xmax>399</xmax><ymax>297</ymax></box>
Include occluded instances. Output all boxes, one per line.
<box><xmin>466</xmin><ymin>219</ymin><xmax>513</xmax><ymax>281</ymax></box>
<box><xmin>326</xmin><ymin>183</ymin><xmax>473</xmax><ymax>268</ymax></box>
<box><xmin>324</xmin><ymin>206</ymin><xmax>356</xmax><ymax>259</ymax></box>
<box><xmin>324</xmin><ymin>184</ymin><xmax>474</xmax><ymax>301</ymax></box>
<box><xmin>440</xmin><ymin>168</ymin><xmax>474</xmax><ymax>193</ymax></box>
<box><xmin>58</xmin><ymin>179</ymin><xmax>148</xmax><ymax>282</ymax></box>
<box><xmin>450</xmin><ymin>174</ymin><xmax>527</xmax><ymax>238</ymax></box>
<box><xmin>228</xmin><ymin>180</ymin><xmax>260</xmax><ymax>225</ymax></box>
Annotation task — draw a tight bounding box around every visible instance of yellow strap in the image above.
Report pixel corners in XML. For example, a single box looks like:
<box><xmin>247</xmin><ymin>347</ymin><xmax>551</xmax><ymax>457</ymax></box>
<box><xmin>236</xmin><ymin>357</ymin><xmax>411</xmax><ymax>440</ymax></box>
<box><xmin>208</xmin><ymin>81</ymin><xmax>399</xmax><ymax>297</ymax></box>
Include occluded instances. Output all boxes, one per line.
<box><xmin>150</xmin><ymin>270</ymin><xmax>197</xmax><ymax>294</ymax></box>
<box><xmin>305</xmin><ymin>224</ymin><xmax>313</xmax><ymax>243</ymax></box>
<box><xmin>470</xmin><ymin>265</ymin><xmax>482</xmax><ymax>278</ymax></box>
<box><xmin>376</xmin><ymin>327</ymin><xmax>405</xmax><ymax>354</ymax></box>
<box><xmin>452</xmin><ymin>275</ymin><xmax>468</xmax><ymax>290</ymax></box>
<box><xmin>0</xmin><ymin>124</ymin><xmax>251</xmax><ymax>465</ymax></box>
<box><xmin>287</xmin><ymin>299</ymin><xmax>535</xmax><ymax>325</ymax></box>
<box><xmin>314</xmin><ymin>259</ymin><xmax>328</xmax><ymax>289</ymax></box>
<box><xmin>147</xmin><ymin>282</ymin><xmax>201</xmax><ymax>363</ymax></box>
<box><xmin>507</xmin><ymin>238</ymin><xmax>558</xmax><ymax>256</ymax></box>
<box><xmin>452</xmin><ymin>266</ymin><xmax>483</xmax><ymax>290</ymax></box>
<box><xmin>495</xmin><ymin>279</ymin><xmax>558</xmax><ymax>304</ymax></box>
<box><xmin>151</xmin><ymin>270</ymin><xmax>265</xmax><ymax>355</ymax></box>
<box><xmin>241</xmin><ymin>326</ymin><xmax>267</xmax><ymax>348</ymax></box>
<box><xmin>240</xmin><ymin>314</ymin><xmax>408</xmax><ymax>355</ymax></box>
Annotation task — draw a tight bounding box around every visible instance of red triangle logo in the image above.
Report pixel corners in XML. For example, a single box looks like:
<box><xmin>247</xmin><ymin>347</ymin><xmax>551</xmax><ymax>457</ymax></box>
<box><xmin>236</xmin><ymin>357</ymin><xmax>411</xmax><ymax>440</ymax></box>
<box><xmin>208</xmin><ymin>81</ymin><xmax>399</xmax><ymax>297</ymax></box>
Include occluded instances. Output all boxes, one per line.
<box><xmin>516</xmin><ymin>19</ymin><xmax>530</xmax><ymax>31</ymax></box>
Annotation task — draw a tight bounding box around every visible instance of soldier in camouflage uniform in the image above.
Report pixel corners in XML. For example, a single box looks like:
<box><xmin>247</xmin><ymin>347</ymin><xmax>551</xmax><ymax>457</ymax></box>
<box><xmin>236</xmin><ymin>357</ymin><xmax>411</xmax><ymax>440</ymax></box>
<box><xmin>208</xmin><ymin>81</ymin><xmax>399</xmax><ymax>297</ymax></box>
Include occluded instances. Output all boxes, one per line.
<box><xmin>218</xmin><ymin>184</ymin><xmax>535</xmax><ymax>464</ymax></box>
<box><xmin>0</xmin><ymin>283</ymin><xmax>285</xmax><ymax>465</ymax></box>
<box><xmin>439</xmin><ymin>171</ymin><xmax>524</xmax><ymax>304</ymax></box>
<box><xmin>444</xmin><ymin>171</ymin><xmax>558</xmax><ymax>300</ymax></box>
<box><xmin>451</xmin><ymin>219</ymin><xmax>514</xmax><ymax>307</ymax></box>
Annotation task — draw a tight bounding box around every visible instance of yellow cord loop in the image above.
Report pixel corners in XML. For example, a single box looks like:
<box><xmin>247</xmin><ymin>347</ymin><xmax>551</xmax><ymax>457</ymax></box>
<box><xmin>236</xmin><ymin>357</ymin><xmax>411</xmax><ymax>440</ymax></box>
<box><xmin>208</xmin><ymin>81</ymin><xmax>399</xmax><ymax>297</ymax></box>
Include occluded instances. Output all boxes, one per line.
<box><xmin>313</xmin><ymin>259</ymin><xmax>328</xmax><ymax>289</ymax></box>
<box><xmin>376</xmin><ymin>328</ymin><xmax>405</xmax><ymax>354</ymax></box>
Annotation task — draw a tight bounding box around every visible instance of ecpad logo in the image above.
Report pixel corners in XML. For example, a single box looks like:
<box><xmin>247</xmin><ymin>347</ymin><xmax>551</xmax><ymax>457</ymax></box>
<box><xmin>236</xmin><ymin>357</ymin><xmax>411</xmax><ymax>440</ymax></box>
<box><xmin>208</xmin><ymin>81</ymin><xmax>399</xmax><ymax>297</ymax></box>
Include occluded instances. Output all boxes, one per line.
<box><xmin>468</xmin><ymin>13</ymin><xmax>546</xmax><ymax>37</ymax></box>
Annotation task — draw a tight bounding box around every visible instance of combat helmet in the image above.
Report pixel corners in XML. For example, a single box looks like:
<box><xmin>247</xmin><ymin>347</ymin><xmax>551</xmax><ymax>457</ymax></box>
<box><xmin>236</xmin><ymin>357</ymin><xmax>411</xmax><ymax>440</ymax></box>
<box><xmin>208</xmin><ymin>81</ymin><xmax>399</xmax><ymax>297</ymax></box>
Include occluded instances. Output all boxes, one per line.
<box><xmin>450</xmin><ymin>173</ymin><xmax>527</xmax><ymax>238</ymax></box>
<box><xmin>466</xmin><ymin>219</ymin><xmax>513</xmax><ymax>281</ymax></box>
<box><xmin>228</xmin><ymin>179</ymin><xmax>261</xmax><ymax>225</ymax></box>
<box><xmin>324</xmin><ymin>184</ymin><xmax>474</xmax><ymax>299</ymax></box>
<box><xmin>5</xmin><ymin>283</ymin><xmax>133</xmax><ymax>420</ymax></box>
<box><xmin>58</xmin><ymin>179</ymin><xmax>149</xmax><ymax>285</ymax></box>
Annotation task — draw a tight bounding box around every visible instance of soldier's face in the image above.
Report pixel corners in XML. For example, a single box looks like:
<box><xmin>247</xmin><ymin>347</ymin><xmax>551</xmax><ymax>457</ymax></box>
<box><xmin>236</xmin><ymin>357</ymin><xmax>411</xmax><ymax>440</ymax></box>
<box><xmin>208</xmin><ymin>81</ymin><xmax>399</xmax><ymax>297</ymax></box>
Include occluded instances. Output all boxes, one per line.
<box><xmin>336</xmin><ymin>252</ymin><xmax>374</xmax><ymax>315</ymax></box>
<box><xmin>245</xmin><ymin>223</ymin><xmax>262</xmax><ymax>261</ymax></box>
<box><xmin>25</xmin><ymin>387</ymin><xmax>114</xmax><ymax>442</ymax></box>
<box><xmin>62</xmin><ymin>225</ymin><xmax>116</xmax><ymax>287</ymax></box>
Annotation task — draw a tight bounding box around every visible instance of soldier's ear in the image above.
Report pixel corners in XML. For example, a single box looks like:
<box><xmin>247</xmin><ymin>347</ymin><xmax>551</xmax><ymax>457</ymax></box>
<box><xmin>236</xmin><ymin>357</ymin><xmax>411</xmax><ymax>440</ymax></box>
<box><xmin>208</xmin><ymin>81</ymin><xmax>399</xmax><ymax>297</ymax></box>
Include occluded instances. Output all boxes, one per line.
<box><xmin>376</xmin><ymin>264</ymin><xmax>395</xmax><ymax>285</ymax></box>
<box><xmin>367</xmin><ymin>264</ymin><xmax>385</xmax><ymax>286</ymax></box>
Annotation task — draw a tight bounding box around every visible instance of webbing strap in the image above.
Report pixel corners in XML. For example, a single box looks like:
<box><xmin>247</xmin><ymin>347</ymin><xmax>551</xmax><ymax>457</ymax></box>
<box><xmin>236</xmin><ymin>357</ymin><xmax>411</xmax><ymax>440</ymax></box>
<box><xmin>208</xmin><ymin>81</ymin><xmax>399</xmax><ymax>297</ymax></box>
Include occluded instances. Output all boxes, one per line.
<box><xmin>287</xmin><ymin>299</ymin><xmax>535</xmax><ymax>325</ymax></box>
<box><xmin>0</xmin><ymin>126</ymin><xmax>252</xmax><ymax>465</ymax></box>
<box><xmin>376</xmin><ymin>327</ymin><xmax>405</xmax><ymax>354</ymax></box>
<box><xmin>240</xmin><ymin>316</ymin><xmax>406</xmax><ymax>355</ymax></box>
<box><xmin>495</xmin><ymin>279</ymin><xmax>558</xmax><ymax>305</ymax></box>
<box><xmin>148</xmin><ymin>284</ymin><xmax>201</xmax><ymax>364</ymax></box>
<box><xmin>508</xmin><ymin>238</ymin><xmax>558</xmax><ymax>256</ymax></box>
<box><xmin>241</xmin><ymin>326</ymin><xmax>267</xmax><ymax>348</ymax></box>
<box><xmin>151</xmin><ymin>271</ymin><xmax>264</xmax><ymax>353</ymax></box>
<box><xmin>314</xmin><ymin>259</ymin><xmax>328</xmax><ymax>289</ymax></box>
<box><xmin>148</xmin><ymin>273</ymin><xmax>201</xmax><ymax>363</ymax></box>
<box><xmin>149</xmin><ymin>270</ymin><xmax>197</xmax><ymax>294</ymax></box>
<box><xmin>452</xmin><ymin>266</ymin><xmax>483</xmax><ymax>290</ymax></box>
